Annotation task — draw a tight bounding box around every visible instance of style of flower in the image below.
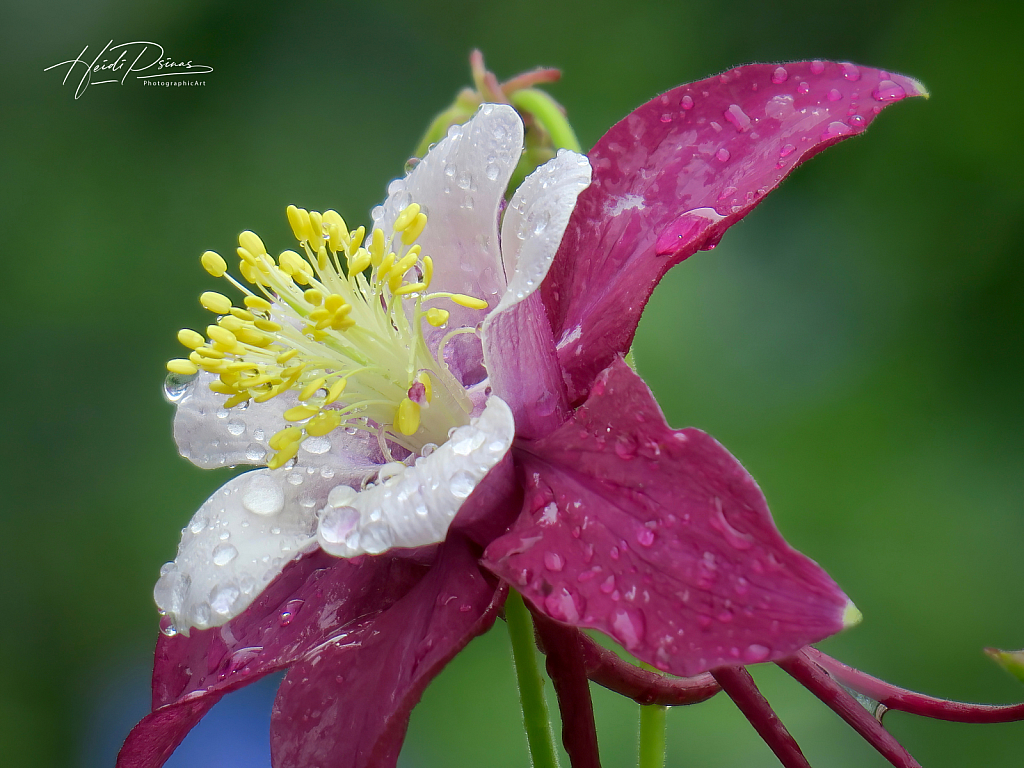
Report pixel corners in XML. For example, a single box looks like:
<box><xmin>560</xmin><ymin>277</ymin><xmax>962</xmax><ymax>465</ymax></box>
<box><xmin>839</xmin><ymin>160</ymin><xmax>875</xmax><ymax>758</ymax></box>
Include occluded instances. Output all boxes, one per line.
<box><xmin>118</xmin><ymin>61</ymin><xmax>1015</xmax><ymax>768</ymax></box>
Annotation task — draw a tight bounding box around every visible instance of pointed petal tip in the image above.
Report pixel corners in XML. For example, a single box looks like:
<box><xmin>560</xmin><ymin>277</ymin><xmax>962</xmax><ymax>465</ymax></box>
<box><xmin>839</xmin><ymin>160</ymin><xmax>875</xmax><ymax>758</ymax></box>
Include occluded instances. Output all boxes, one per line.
<box><xmin>903</xmin><ymin>75</ymin><xmax>929</xmax><ymax>99</ymax></box>
<box><xmin>985</xmin><ymin>647</ymin><xmax>1024</xmax><ymax>684</ymax></box>
<box><xmin>842</xmin><ymin>600</ymin><xmax>863</xmax><ymax>629</ymax></box>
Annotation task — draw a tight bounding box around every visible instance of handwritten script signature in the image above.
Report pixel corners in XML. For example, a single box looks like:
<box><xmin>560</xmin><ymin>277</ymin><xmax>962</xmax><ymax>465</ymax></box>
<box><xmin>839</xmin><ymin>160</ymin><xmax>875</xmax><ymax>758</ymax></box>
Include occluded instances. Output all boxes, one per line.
<box><xmin>44</xmin><ymin>41</ymin><xmax>213</xmax><ymax>99</ymax></box>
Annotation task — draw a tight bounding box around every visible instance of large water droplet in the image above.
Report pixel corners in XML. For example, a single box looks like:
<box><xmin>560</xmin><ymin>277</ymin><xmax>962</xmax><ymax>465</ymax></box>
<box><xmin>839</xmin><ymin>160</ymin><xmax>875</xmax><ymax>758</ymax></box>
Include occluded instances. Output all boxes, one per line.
<box><xmin>163</xmin><ymin>372</ymin><xmax>196</xmax><ymax>403</ymax></box>
<box><xmin>636</xmin><ymin>527</ymin><xmax>655</xmax><ymax>547</ymax></box>
<box><xmin>449</xmin><ymin>471</ymin><xmax>474</xmax><ymax>499</ymax></box>
<box><xmin>610</xmin><ymin>607</ymin><xmax>645</xmax><ymax>650</ymax></box>
<box><xmin>742</xmin><ymin>643</ymin><xmax>772</xmax><ymax>663</ymax></box>
<box><xmin>320</xmin><ymin>506</ymin><xmax>360</xmax><ymax>544</ymax></box>
<box><xmin>210</xmin><ymin>583</ymin><xmax>240</xmax><ymax>615</ymax></box>
<box><xmin>359</xmin><ymin>521</ymin><xmax>393</xmax><ymax>554</ymax></box>
<box><xmin>302</xmin><ymin>435</ymin><xmax>331</xmax><ymax>455</ymax></box>
<box><xmin>810</xmin><ymin>60</ymin><xmax>825</xmax><ymax>75</ymax></box>
<box><xmin>840</xmin><ymin>62</ymin><xmax>861</xmax><ymax>81</ymax></box>
<box><xmin>771</xmin><ymin>66</ymin><xmax>789</xmax><ymax>84</ymax></box>
<box><xmin>212</xmin><ymin>542</ymin><xmax>238</xmax><ymax>566</ymax></box>
<box><xmin>872</xmin><ymin>79</ymin><xmax>906</xmax><ymax>102</ymax></box>
<box><xmin>226</xmin><ymin>420</ymin><xmax>246</xmax><ymax>436</ymax></box>
<box><xmin>242</xmin><ymin>473</ymin><xmax>285</xmax><ymax>516</ymax></box>
<box><xmin>450</xmin><ymin>427</ymin><xmax>485</xmax><ymax>456</ymax></box>
<box><xmin>543</xmin><ymin>552</ymin><xmax>565</xmax><ymax>572</ymax></box>
<box><xmin>723</xmin><ymin>104</ymin><xmax>751</xmax><ymax>132</ymax></box>
<box><xmin>715</xmin><ymin>147</ymin><xmax>731</xmax><ymax>162</ymax></box>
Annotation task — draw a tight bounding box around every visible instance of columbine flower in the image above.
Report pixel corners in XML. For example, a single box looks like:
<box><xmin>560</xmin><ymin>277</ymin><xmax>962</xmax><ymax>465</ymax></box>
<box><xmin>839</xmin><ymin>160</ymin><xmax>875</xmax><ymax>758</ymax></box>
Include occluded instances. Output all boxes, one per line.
<box><xmin>120</xmin><ymin>61</ymin><xmax>925</xmax><ymax>768</ymax></box>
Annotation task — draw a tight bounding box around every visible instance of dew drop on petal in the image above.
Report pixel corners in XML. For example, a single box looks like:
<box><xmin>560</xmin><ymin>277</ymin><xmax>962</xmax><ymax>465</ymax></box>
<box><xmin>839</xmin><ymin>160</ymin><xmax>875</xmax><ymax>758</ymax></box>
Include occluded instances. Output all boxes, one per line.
<box><xmin>779</xmin><ymin>143</ymin><xmax>796</xmax><ymax>158</ymax></box>
<box><xmin>743</xmin><ymin>643</ymin><xmax>772</xmax><ymax>663</ymax></box>
<box><xmin>827</xmin><ymin>88</ymin><xmax>842</xmax><ymax>102</ymax></box>
<box><xmin>543</xmin><ymin>552</ymin><xmax>565</xmax><ymax>572</ymax></box>
<box><xmin>872</xmin><ymin>79</ymin><xmax>906</xmax><ymax>102</ymax></box>
<box><xmin>797</xmin><ymin>81</ymin><xmax>810</xmax><ymax>95</ymax></box>
<box><xmin>163</xmin><ymin>372</ymin><xmax>196</xmax><ymax>403</ymax></box>
<box><xmin>680</xmin><ymin>94</ymin><xmax>694</xmax><ymax>110</ymax></box>
<box><xmin>715</xmin><ymin>147</ymin><xmax>731</xmax><ymax>162</ymax></box>
<box><xmin>302</xmin><ymin>436</ymin><xmax>331</xmax><ymax>455</ymax></box>
<box><xmin>636</xmin><ymin>528</ymin><xmax>655</xmax><ymax>547</ymax></box>
<box><xmin>320</xmin><ymin>506</ymin><xmax>360</xmax><ymax>545</ymax></box>
<box><xmin>840</xmin><ymin>62</ymin><xmax>861</xmax><ymax>81</ymax></box>
<box><xmin>226</xmin><ymin>420</ymin><xmax>246</xmax><ymax>436</ymax></box>
<box><xmin>242</xmin><ymin>474</ymin><xmax>285</xmax><ymax>516</ymax></box>
<box><xmin>449</xmin><ymin>470</ymin><xmax>475</xmax><ymax>499</ymax></box>
<box><xmin>810</xmin><ymin>60</ymin><xmax>825</xmax><ymax>75</ymax></box>
<box><xmin>212</xmin><ymin>542</ymin><xmax>238</xmax><ymax>566</ymax></box>
<box><xmin>611</xmin><ymin>607</ymin><xmax>646</xmax><ymax>650</ymax></box>
<box><xmin>772</xmin><ymin>66</ymin><xmax>789</xmax><ymax>84</ymax></box>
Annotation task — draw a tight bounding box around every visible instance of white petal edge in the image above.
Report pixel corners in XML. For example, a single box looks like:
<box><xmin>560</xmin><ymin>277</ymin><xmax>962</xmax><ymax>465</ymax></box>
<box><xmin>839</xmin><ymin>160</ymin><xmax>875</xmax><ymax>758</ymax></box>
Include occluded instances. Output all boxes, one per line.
<box><xmin>491</xmin><ymin>149</ymin><xmax>592</xmax><ymax>317</ymax></box>
<box><xmin>316</xmin><ymin>396</ymin><xmax>515</xmax><ymax>557</ymax></box>
<box><xmin>154</xmin><ymin>466</ymin><xmax>332</xmax><ymax>634</ymax></box>
<box><xmin>372</xmin><ymin>104</ymin><xmax>524</xmax><ymax>314</ymax></box>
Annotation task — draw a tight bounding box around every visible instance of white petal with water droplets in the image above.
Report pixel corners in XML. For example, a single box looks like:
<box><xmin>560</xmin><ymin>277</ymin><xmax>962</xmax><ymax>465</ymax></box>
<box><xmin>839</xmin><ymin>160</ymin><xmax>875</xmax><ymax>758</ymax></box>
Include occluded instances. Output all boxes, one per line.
<box><xmin>317</xmin><ymin>396</ymin><xmax>515</xmax><ymax>557</ymax></box>
<box><xmin>492</xmin><ymin>149</ymin><xmax>592</xmax><ymax>316</ymax></box>
<box><xmin>373</xmin><ymin>104</ymin><xmax>524</xmax><ymax>320</ymax></box>
<box><xmin>154</xmin><ymin>467</ymin><xmax>333</xmax><ymax>633</ymax></box>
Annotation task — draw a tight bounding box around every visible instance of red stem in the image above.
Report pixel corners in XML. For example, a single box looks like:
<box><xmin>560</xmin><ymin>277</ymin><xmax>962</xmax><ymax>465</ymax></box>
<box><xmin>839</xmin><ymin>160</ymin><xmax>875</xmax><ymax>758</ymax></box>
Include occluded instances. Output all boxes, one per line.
<box><xmin>778</xmin><ymin>651</ymin><xmax>921</xmax><ymax>768</ymax></box>
<box><xmin>806</xmin><ymin>648</ymin><xmax>1024</xmax><ymax>723</ymax></box>
<box><xmin>573</xmin><ymin>630</ymin><xmax>721</xmax><ymax>706</ymax></box>
<box><xmin>711</xmin><ymin>666</ymin><xmax>811</xmax><ymax>768</ymax></box>
<box><xmin>532</xmin><ymin>612</ymin><xmax>602</xmax><ymax>768</ymax></box>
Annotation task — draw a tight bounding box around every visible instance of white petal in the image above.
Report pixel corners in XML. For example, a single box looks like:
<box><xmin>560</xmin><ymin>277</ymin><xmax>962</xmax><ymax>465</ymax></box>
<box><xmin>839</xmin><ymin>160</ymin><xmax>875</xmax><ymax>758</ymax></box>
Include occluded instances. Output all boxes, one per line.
<box><xmin>316</xmin><ymin>396</ymin><xmax>515</xmax><ymax>557</ymax></box>
<box><xmin>372</xmin><ymin>104</ymin><xmax>524</xmax><ymax>316</ymax></box>
<box><xmin>154</xmin><ymin>466</ymin><xmax>332</xmax><ymax>633</ymax></box>
<box><xmin>172</xmin><ymin>372</ymin><xmax>289</xmax><ymax>469</ymax></box>
<box><xmin>493</xmin><ymin>149</ymin><xmax>592</xmax><ymax>315</ymax></box>
<box><xmin>172</xmin><ymin>372</ymin><xmax>385</xmax><ymax>485</ymax></box>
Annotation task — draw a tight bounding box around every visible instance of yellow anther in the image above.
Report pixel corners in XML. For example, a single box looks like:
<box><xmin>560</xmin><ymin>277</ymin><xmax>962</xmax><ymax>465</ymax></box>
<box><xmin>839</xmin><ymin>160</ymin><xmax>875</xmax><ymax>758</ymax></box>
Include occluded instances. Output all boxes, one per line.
<box><xmin>194</xmin><ymin>346</ymin><xmax>225</xmax><ymax>359</ymax></box>
<box><xmin>349</xmin><ymin>226</ymin><xmax>365</xmax><ymax>252</ymax></box>
<box><xmin>307</xmin><ymin>210</ymin><xmax>324</xmax><ymax>250</ymax></box>
<box><xmin>287</xmin><ymin>205</ymin><xmax>312</xmax><ymax>243</ymax></box>
<box><xmin>254</xmin><ymin>318</ymin><xmax>282</xmax><ymax>332</ymax></box>
<box><xmin>268</xmin><ymin>440</ymin><xmax>301</xmax><ymax>469</ymax></box>
<box><xmin>324</xmin><ymin>294</ymin><xmax>348</xmax><ymax>313</ymax></box>
<box><xmin>208</xmin><ymin>381</ymin><xmax>237</xmax><ymax>395</ymax></box>
<box><xmin>426</xmin><ymin>308</ymin><xmax>450</xmax><ymax>327</ymax></box>
<box><xmin>305</xmin><ymin>411</ymin><xmax>342</xmax><ymax>437</ymax></box>
<box><xmin>379</xmin><ymin>252</ymin><xmax>396</xmax><ymax>278</ymax></box>
<box><xmin>394</xmin><ymin>203</ymin><xmax>421</xmax><ymax>231</ymax></box>
<box><xmin>277</xmin><ymin>349</ymin><xmax>299</xmax><ymax>364</ymax></box>
<box><xmin>369</xmin><ymin>228</ymin><xmax>385</xmax><ymax>266</ymax></box>
<box><xmin>206</xmin><ymin>325</ymin><xmax>237</xmax><ymax>346</ymax></box>
<box><xmin>238</xmin><ymin>230</ymin><xmax>267</xmax><ymax>256</ymax></box>
<box><xmin>218</xmin><ymin>315</ymin><xmax>244</xmax><ymax>332</ymax></box>
<box><xmin>422</xmin><ymin>255</ymin><xmax>433</xmax><ymax>286</ymax></box>
<box><xmin>229</xmin><ymin>307</ymin><xmax>255</xmax><ymax>321</ymax></box>
<box><xmin>308</xmin><ymin>308</ymin><xmax>330</xmax><ymax>324</ymax></box>
<box><xmin>395</xmin><ymin>397</ymin><xmax>421</xmax><ymax>436</ymax></box>
<box><xmin>329</xmin><ymin>312</ymin><xmax>356</xmax><ymax>331</ymax></box>
<box><xmin>239</xmin><ymin>374</ymin><xmax>274</xmax><ymax>389</ymax></box>
<box><xmin>177</xmin><ymin>329</ymin><xmax>205</xmax><ymax>350</ymax></box>
<box><xmin>200</xmin><ymin>291</ymin><xmax>233</xmax><ymax>315</ymax></box>
<box><xmin>201</xmin><ymin>250</ymin><xmax>228</xmax><ymax>277</ymax></box>
<box><xmin>299</xmin><ymin>377</ymin><xmax>327</xmax><ymax>401</ymax></box>
<box><xmin>449</xmin><ymin>294</ymin><xmax>488</xmax><ymax>310</ymax></box>
<box><xmin>326</xmin><ymin>378</ymin><xmax>347</xmax><ymax>404</ymax></box>
<box><xmin>239</xmin><ymin>262</ymin><xmax>262</xmax><ymax>285</ymax></box>
<box><xmin>303</xmin><ymin>288</ymin><xmax>323</xmax><ymax>306</ymax></box>
<box><xmin>347</xmin><ymin>248</ymin><xmax>371</xmax><ymax>275</ymax></box>
<box><xmin>417</xmin><ymin>371</ymin><xmax>433</xmax><ymax>403</ymax></box>
<box><xmin>284</xmin><ymin>405</ymin><xmax>320</xmax><ymax>422</ymax></box>
<box><xmin>167</xmin><ymin>358</ymin><xmax>198</xmax><ymax>375</ymax></box>
<box><xmin>236</xmin><ymin>328</ymin><xmax>272</xmax><ymax>347</ymax></box>
<box><xmin>236</xmin><ymin>247</ymin><xmax>260</xmax><ymax>268</ymax></box>
<box><xmin>222</xmin><ymin>392</ymin><xmax>249</xmax><ymax>409</ymax></box>
<box><xmin>227</xmin><ymin>361</ymin><xmax>259</xmax><ymax>372</ymax></box>
<box><xmin>253</xmin><ymin>386</ymin><xmax>284</xmax><ymax>403</ymax></box>
<box><xmin>390</xmin><ymin>253</ymin><xmax>419</xmax><ymax>280</ymax></box>
<box><xmin>269</xmin><ymin>426</ymin><xmax>303</xmax><ymax>451</ymax></box>
<box><xmin>401</xmin><ymin>212</ymin><xmax>428</xmax><ymax>245</ymax></box>
<box><xmin>323</xmin><ymin>210</ymin><xmax>349</xmax><ymax>250</ymax></box>
<box><xmin>244</xmin><ymin>296</ymin><xmax>273</xmax><ymax>312</ymax></box>
<box><xmin>394</xmin><ymin>281</ymin><xmax>428</xmax><ymax>296</ymax></box>
<box><xmin>322</xmin><ymin>209</ymin><xmax>347</xmax><ymax>233</ymax></box>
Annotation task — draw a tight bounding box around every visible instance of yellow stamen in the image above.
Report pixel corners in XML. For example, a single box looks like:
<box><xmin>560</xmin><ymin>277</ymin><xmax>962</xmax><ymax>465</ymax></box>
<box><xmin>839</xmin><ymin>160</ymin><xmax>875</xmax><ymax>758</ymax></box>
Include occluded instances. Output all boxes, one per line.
<box><xmin>201</xmin><ymin>251</ymin><xmax>228</xmax><ymax>277</ymax></box>
<box><xmin>369</xmin><ymin>228</ymin><xmax>385</xmax><ymax>266</ymax></box>
<box><xmin>401</xmin><ymin>212</ymin><xmax>428</xmax><ymax>245</ymax></box>
<box><xmin>238</xmin><ymin>230</ymin><xmax>267</xmax><ymax>256</ymax></box>
<box><xmin>269</xmin><ymin>426</ymin><xmax>303</xmax><ymax>450</ymax></box>
<box><xmin>200</xmin><ymin>291</ymin><xmax>233</xmax><ymax>315</ymax></box>
<box><xmin>167</xmin><ymin>359</ymin><xmax>198</xmax><ymax>375</ymax></box>
<box><xmin>305</xmin><ymin>411</ymin><xmax>342</xmax><ymax>436</ymax></box>
<box><xmin>393</xmin><ymin>203</ymin><xmax>421</xmax><ymax>231</ymax></box>
<box><xmin>394</xmin><ymin>282</ymin><xmax>428</xmax><ymax>296</ymax></box>
<box><xmin>426</xmin><ymin>308</ymin><xmax>450</xmax><ymax>327</ymax></box>
<box><xmin>287</xmin><ymin>205</ymin><xmax>311</xmax><ymax>243</ymax></box>
<box><xmin>244</xmin><ymin>296</ymin><xmax>273</xmax><ymax>312</ymax></box>
<box><xmin>449</xmin><ymin>294</ymin><xmax>488</xmax><ymax>310</ymax></box>
<box><xmin>267</xmin><ymin>440</ymin><xmax>300</xmax><ymax>469</ymax></box>
<box><xmin>206</xmin><ymin>325</ymin><xmax>237</xmax><ymax>346</ymax></box>
<box><xmin>395</xmin><ymin>397</ymin><xmax>421</xmax><ymax>435</ymax></box>
<box><xmin>283</xmin><ymin>405</ymin><xmax>320</xmax><ymax>422</ymax></box>
<box><xmin>326</xmin><ymin>378</ymin><xmax>347</xmax><ymax>404</ymax></box>
<box><xmin>347</xmin><ymin>248</ymin><xmax>372</xmax><ymax>275</ymax></box>
<box><xmin>299</xmin><ymin>377</ymin><xmax>327</xmax><ymax>401</ymax></box>
<box><xmin>177</xmin><ymin>329</ymin><xmax>205</xmax><ymax>350</ymax></box>
<box><xmin>224</xmin><ymin>392</ymin><xmax>250</xmax><ymax>409</ymax></box>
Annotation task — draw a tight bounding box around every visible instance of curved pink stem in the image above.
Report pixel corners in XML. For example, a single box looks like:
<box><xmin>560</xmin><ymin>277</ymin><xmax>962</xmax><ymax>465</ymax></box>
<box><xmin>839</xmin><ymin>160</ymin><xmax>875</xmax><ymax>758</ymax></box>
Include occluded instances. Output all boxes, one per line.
<box><xmin>711</xmin><ymin>666</ymin><xmax>811</xmax><ymax>768</ymax></box>
<box><xmin>573</xmin><ymin>630</ymin><xmax>721</xmax><ymax>706</ymax></box>
<box><xmin>806</xmin><ymin>648</ymin><xmax>1024</xmax><ymax>723</ymax></box>
<box><xmin>779</xmin><ymin>651</ymin><xmax>921</xmax><ymax>768</ymax></box>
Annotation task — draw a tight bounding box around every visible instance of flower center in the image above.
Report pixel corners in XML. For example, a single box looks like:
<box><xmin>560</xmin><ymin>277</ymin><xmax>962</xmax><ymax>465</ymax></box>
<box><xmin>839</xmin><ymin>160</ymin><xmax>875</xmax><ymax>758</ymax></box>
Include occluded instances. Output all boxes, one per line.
<box><xmin>166</xmin><ymin>203</ymin><xmax>489</xmax><ymax>467</ymax></box>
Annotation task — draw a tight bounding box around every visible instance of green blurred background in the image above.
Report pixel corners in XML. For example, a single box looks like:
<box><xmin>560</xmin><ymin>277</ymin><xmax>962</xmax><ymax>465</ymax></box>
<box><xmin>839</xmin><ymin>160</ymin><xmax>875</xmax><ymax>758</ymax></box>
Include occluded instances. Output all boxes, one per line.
<box><xmin>2</xmin><ymin>0</ymin><xmax>1022</xmax><ymax>766</ymax></box>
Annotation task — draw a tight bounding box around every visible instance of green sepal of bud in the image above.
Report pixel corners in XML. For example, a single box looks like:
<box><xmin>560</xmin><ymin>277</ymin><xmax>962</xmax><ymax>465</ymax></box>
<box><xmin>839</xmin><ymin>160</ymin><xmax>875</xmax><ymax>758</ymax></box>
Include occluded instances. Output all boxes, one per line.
<box><xmin>985</xmin><ymin>647</ymin><xmax>1024</xmax><ymax>685</ymax></box>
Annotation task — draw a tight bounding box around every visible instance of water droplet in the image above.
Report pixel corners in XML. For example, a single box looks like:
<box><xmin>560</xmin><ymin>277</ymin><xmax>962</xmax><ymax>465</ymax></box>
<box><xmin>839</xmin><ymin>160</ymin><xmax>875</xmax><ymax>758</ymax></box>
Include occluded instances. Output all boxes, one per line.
<box><xmin>450</xmin><ymin>427</ymin><xmax>485</xmax><ymax>456</ymax></box>
<box><xmin>163</xmin><ymin>372</ymin><xmax>196</xmax><ymax>403</ymax></box>
<box><xmin>320</xmin><ymin>506</ymin><xmax>360</xmax><ymax>544</ymax></box>
<box><xmin>810</xmin><ymin>60</ymin><xmax>825</xmax><ymax>75</ymax></box>
<box><xmin>485</xmin><ymin>162</ymin><xmax>500</xmax><ymax>181</ymax></box>
<box><xmin>327</xmin><ymin>484</ymin><xmax>357</xmax><ymax>508</ymax></box>
<box><xmin>797</xmin><ymin>81</ymin><xmax>810</xmax><ymax>95</ymax></box>
<box><xmin>610</xmin><ymin>607</ymin><xmax>645</xmax><ymax>650</ymax></box>
<box><xmin>743</xmin><ymin>643</ymin><xmax>772</xmax><ymax>663</ymax></box>
<box><xmin>636</xmin><ymin>527</ymin><xmax>655</xmax><ymax>547</ymax></box>
<box><xmin>253</xmin><ymin>427</ymin><xmax>265</xmax><ymax>441</ymax></box>
<box><xmin>848</xmin><ymin>114</ymin><xmax>866</xmax><ymax>127</ymax></box>
<box><xmin>449</xmin><ymin>471</ymin><xmax>475</xmax><ymax>499</ymax></box>
<box><xmin>599</xmin><ymin>575</ymin><xmax>616</xmax><ymax>594</ymax></box>
<box><xmin>680</xmin><ymin>94</ymin><xmax>694</xmax><ymax>110</ymax></box>
<box><xmin>827</xmin><ymin>88</ymin><xmax>842</xmax><ymax>102</ymax></box>
<box><xmin>544</xmin><ymin>588</ymin><xmax>582</xmax><ymax>622</ymax></box>
<box><xmin>210</xmin><ymin>583</ymin><xmax>240</xmax><ymax>615</ymax></box>
<box><xmin>543</xmin><ymin>552</ymin><xmax>564</xmax><ymax>572</ymax></box>
<box><xmin>872</xmin><ymin>79</ymin><xmax>906</xmax><ymax>103</ymax></box>
<box><xmin>779</xmin><ymin>143</ymin><xmax>796</xmax><ymax>157</ymax></box>
<box><xmin>821</xmin><ymin>121</ymin><xmax>854</xmax><ymax>140</ymax></box>
<box><xmin>359</xmin><ymin>521</ymin><xmax>393</xmax><ymax>554</ymax></box>
<box><xmin>659</xmin><ymin>113</ymin><xmax>673</xmax><ymax>123</ymax></box>
<box><xmin>772</xmin><ymin>66</ymin><xmax>789</xmax><ymax>84</ymax></box>
<box><xmin>189</xmin><ymin>512</ymin><xmax>208</xmax><ymax>534</ymax></box>
<box><xmin>614</xmin><ymin>435</ymin><xmax>637</xmax><ymax>459</ymax></box>
<box><xmin>302</xmin><ymin>435</ymin><xmax>331</xmax><ymax>455</ymax></box>
<box><xmin>723</xmin><ymin>104</ymin><xmax>751</xmax><ymax>132</ymax></box>
<box><xmin>212</xmin><ymin>543</ymin><xmax>238</xmax><ymax>566</ymax></box>
<box><xmin>242</xmin><ymin>473</ymin><xmax>285</xmax><ymax>516</ymax></box>
<box><xmin>226</xmin><ymin>420</ymin><xmax>246</xmax><ymax>436</ymax></box>
<box><xmin>715</xmin><ymin>147</ymin><xmax>731</xmax><ymax>162</ymax></box>
<box><xmin>245</xmin><ymin>444</ymin><xmax>266</xmax><ymax>462</ymax></box>
<box><xmin>840</xmin><ymin>62</ymin><xmax>861</xmax><ymax>81</ymax></box>
<box><xmin>286</xmin><ymin>472</ymin><xmax>303</xmax><ymax>486</ymax></box>
<box><xmin>456</xmin><ymin>171</ymin><xmax>472</xmax><ymax>190</ymax></box>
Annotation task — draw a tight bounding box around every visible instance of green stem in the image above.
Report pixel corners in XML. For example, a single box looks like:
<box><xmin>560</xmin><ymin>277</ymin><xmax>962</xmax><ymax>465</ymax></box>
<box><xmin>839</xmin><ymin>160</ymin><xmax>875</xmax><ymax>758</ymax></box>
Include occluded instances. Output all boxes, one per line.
<box><xmin>637</xmin><ymin>703</ymin><xmax>668</xmax><ymax>768</ymax></box>
<box><xmin>505</xmin><ymin>589</ymin><xmax>561</xmax><ymax>768</ymax></box>
<box><xmin>509</xmin><ymin>88</ymin><xmax>582</xmax><ymax>153</ymax></box>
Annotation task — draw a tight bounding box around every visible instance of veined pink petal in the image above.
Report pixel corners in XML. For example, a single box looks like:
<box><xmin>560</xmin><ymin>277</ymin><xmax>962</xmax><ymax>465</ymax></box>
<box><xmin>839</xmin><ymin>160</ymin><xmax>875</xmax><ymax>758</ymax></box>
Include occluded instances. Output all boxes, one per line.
<box><xmin>484</xmin><ymin>358</ymin><xmax>853</xmax><ymax>678</ymax></box>
<box><xmin>543</xmin><ymin>61</ymin><xmax>926</xmax><ymax>400</ymax></box>
<box><xmin>270</xmin><ymin>534</ymin><xmax>506</xmax><ymax>768</ymax></box>
<box><xmin>117</xmin><ymin>550</ymin><xmax>431</xmax><ymax>768</ymax></box>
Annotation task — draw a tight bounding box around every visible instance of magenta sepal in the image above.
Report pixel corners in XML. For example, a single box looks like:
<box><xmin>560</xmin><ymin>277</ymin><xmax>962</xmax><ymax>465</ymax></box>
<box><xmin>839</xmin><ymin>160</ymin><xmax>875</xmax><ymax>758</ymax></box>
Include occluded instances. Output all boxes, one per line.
<box><xmin>270</xmin><ymin>532</ymin><xmax>505</xmax><ymax>768</ymax></box>
<box><xmin>118</xmin><ymin>537</ymin><xmax>504</xmax><ymax>768</ymax></box>
<box><xmin>543</xmin><ymin>61</ymin><xmax>926</xmax><ymax>400</ymax></box>
<box><xmin>484</xmin><ymin>358</ymin><xmax>851</xmax><ymax>678</ymax></box>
